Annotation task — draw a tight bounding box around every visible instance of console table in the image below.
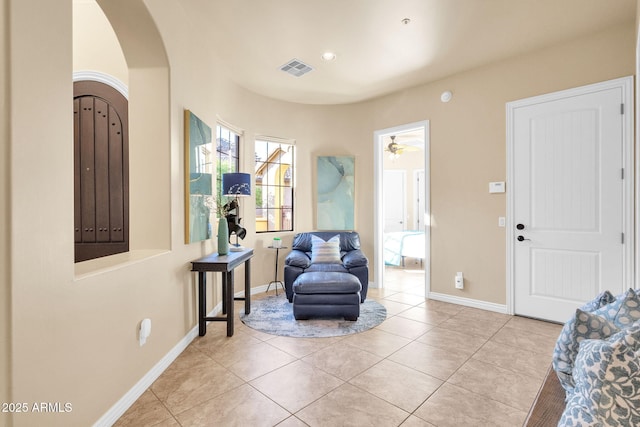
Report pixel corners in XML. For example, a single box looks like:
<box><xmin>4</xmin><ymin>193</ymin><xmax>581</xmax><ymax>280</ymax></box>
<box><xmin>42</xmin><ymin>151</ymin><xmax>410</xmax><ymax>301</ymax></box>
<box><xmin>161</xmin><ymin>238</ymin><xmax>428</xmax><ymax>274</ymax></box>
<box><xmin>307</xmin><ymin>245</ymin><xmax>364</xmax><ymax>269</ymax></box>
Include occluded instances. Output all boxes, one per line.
<box><xmin>190</xmin><ymin>248</ymin><xmax>253</xmax><ymax>337</ymax></box>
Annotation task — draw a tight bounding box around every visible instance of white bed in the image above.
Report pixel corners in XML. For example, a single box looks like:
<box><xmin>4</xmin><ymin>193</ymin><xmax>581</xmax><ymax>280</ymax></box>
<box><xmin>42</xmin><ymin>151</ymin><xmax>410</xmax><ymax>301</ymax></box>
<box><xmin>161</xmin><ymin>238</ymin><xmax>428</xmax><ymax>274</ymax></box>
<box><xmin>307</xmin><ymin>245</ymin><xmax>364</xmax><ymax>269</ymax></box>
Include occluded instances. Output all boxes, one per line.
<box><xmin>384</xmin><ymin>231</ymin><xmax>425</xmax><ymax>266</ymax></box>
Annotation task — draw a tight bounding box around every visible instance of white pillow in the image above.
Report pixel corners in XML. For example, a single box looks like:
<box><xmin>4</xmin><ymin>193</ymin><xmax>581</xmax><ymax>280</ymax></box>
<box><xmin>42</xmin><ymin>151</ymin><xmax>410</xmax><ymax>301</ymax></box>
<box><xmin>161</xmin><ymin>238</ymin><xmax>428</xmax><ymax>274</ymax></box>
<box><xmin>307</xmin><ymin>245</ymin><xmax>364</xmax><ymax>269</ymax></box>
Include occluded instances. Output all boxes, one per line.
<box><xmin>311</xmin><ymin>235</ymin><xmax>341</xmax><ymax>264</ymax></box>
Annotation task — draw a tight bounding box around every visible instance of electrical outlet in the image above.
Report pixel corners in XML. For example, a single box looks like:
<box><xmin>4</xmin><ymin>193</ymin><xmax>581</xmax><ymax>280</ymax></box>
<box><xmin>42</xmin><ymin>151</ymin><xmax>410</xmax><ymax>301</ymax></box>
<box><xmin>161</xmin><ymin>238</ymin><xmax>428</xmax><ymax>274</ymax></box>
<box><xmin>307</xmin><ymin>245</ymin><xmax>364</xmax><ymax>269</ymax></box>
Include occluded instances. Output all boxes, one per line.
<box><xmin>139</xmin><ymin>318</ymin><xmax>152</xmax><ymax>346</ymax></box>
<box><xmin>455</xmin><ymin>272</ymin><xmax>464</xmax><ymax>289</ymax></box>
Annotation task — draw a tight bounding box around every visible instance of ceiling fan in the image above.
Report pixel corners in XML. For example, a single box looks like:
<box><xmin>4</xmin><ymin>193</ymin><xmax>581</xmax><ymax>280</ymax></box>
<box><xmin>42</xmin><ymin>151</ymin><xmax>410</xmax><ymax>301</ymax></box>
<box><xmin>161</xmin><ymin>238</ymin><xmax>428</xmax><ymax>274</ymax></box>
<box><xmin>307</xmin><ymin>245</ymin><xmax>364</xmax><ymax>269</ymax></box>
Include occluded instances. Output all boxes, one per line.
<box><xmin>385</xmin><ymin>135</ymin><xmax>420</xmax><ymax>157</ymax></box>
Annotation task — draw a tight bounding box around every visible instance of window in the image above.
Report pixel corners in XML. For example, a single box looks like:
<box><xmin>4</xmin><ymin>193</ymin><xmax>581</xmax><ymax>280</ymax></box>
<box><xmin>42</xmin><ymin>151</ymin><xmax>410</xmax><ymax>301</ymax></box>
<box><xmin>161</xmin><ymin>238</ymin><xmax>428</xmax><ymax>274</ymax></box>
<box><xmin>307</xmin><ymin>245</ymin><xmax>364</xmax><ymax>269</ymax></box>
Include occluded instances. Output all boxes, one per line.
<box><xmin>255</xmin><ymin>138</ymin><xmax>294</xmax><ymax>232</ymax></box>
<box><xmin>216</xmin><ymin>124</ymin><xmax>240</xmax><ymax>215</ymax></box>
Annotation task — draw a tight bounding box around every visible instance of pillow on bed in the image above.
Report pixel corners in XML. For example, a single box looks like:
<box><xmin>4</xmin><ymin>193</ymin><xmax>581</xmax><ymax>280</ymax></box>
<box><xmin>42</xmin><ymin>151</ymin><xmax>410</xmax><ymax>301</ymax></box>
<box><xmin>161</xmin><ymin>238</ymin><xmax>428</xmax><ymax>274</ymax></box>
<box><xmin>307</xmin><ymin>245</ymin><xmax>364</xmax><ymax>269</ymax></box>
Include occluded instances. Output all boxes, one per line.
<box><xmin>311</xmin><ymin>235</ymin><xmax>341</xmax><ymax>264</ymax></box>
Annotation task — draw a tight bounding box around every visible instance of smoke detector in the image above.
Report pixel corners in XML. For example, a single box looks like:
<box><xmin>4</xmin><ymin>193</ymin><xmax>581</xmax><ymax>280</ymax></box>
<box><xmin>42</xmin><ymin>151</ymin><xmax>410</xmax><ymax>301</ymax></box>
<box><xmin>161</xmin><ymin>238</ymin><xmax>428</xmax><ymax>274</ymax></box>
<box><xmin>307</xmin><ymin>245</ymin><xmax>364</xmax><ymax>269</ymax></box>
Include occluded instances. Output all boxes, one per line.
<box><xmin>280</xmin><ymin>59</ymin><xmax>314</xmax><ymax>77</ymax></box>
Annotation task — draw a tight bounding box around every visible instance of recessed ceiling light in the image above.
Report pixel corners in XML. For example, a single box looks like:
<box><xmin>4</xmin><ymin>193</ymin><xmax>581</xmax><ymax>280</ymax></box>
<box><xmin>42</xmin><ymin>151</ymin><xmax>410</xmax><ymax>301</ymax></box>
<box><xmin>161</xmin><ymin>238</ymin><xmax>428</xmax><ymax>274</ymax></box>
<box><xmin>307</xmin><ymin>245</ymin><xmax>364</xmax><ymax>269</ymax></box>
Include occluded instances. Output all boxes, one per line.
<box><xmin>441</xmin><ymin>91</ymin><xmax>453</xmax><ymax>103</ymax></box>
<box><xmin>321</xmin><ymin>52</ymin><xmax>337</xmax><ymax>61</ymax></box>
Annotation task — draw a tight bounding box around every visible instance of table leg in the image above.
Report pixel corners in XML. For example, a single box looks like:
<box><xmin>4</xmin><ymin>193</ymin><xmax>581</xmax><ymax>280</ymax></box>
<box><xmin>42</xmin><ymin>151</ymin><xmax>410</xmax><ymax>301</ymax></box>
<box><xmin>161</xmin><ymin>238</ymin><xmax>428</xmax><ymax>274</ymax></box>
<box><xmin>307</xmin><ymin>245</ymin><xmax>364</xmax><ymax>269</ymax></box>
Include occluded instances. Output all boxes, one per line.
<box><xmin>226</xmin><ymin>270</ymin><xmax>234</xmax><ymax>337</ymax></box>
<box><xmin>245</xmin><ymin>259</ymin><xmax>251</xmax><ymax>314</ymax></box>
<box><xmin>221</xmin><ymin>272</ymin><xmax>227</xmax><ymax>315</ymax></box>
<box><xmin>198</xmin><ymin>271</ymin><xmax>207</xmax><ymax>336</ymax></box>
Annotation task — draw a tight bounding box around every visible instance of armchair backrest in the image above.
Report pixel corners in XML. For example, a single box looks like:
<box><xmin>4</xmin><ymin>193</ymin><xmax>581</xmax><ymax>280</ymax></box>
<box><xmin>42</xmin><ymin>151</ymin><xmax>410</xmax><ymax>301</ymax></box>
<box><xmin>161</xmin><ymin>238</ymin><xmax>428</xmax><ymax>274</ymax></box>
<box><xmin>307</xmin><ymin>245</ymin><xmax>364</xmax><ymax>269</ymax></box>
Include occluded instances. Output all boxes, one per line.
<box><xmin>291</xmin><ymin>231</ymin><xmax>361</xmax><ymax>253</ymax></box>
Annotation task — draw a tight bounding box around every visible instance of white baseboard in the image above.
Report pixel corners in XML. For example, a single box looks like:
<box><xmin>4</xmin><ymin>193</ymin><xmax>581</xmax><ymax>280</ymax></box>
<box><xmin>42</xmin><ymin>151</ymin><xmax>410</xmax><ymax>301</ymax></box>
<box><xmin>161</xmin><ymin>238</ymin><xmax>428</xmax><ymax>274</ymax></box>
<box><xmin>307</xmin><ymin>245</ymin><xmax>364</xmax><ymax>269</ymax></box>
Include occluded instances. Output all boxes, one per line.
<box><xmin>427</xmin><ymin>291</ymin><xmax>508</xmax><ymax>314</ymax></box>
<box><xmin>99</xmin><ymin>282</ymin><xmax>459</xmax><ymax>426</ymax></box>
<box><xmin>93</xmin><ymin>326</ymin><xmax>199</xmax><ymax>427</ymax></box>
<box><xmin>94</xmin><ymin>284</ymin><xmax>272</xmax><ymax>426</ymax></box>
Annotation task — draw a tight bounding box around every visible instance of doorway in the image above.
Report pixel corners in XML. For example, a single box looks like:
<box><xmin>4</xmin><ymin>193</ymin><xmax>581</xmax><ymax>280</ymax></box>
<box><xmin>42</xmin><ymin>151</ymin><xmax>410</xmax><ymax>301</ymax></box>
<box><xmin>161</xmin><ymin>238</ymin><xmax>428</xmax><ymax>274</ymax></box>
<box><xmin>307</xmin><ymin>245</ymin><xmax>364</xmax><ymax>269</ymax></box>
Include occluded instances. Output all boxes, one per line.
<box><xmin>374</xmin><ymin>121</ymin><xmax>430</xmax><ymax>296</ymax></box>
<box><xmin>507</xmin><ymin>77</ymin><xmax>633</xmax><ymax>323</ymax></box>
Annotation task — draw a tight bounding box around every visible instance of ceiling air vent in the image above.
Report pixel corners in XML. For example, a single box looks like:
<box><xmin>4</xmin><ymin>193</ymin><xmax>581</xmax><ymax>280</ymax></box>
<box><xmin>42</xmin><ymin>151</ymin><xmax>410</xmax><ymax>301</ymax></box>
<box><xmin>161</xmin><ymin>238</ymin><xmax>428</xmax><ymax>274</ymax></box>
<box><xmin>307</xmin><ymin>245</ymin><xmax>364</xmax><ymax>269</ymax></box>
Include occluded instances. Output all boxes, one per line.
<box><xmin>280</xmin><ymin>59</ymin><xmax>314</xmax><ymax>77</ymax></box>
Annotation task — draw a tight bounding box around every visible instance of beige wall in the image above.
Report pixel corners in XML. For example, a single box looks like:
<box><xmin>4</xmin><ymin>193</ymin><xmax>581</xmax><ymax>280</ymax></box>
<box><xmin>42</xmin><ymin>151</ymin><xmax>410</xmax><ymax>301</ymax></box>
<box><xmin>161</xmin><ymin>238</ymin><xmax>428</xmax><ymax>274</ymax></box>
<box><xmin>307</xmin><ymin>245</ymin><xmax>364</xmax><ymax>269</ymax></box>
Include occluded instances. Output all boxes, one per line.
<box><xmin>1</xmin><ymin>0</ymin><xmax>11</xmax><ymax>425</ymax></box>
<box><xmin>363</xmin><ymin>25</ymin><xmax>635</xmax><ymax>304</ymax></box>
<box><xmin>4</xmin><ymin>1</ymin><xmax>636</xmax><ymax>426</ymax></box>
<box><xmin>73</xmin><ymin>0</ymin><xmax>128</xmax><ymax>85</ymax></box>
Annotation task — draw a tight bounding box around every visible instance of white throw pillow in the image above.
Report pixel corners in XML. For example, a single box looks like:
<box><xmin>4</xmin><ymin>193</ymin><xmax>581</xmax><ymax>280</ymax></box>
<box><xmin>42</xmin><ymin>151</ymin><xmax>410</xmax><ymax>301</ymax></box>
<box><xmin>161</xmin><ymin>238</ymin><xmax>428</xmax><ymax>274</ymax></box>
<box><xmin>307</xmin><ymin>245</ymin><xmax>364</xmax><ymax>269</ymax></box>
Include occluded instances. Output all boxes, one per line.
<box><xmin>311</xmin><ymin>235</ymin><xmax>341</xmax><ymax>264</ymax></box>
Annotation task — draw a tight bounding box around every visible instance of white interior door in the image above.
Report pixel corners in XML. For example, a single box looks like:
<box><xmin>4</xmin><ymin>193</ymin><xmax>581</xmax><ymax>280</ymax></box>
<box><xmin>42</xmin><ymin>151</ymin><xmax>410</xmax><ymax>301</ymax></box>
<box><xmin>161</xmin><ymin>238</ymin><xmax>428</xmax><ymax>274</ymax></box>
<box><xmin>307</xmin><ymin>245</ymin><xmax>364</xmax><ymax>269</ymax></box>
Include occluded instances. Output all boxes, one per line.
<box><xmin>511</xmin><ymin>79</ymin><xmax>632</xmax><ymax>323</ymax></box>
<box><xmin>384</xmin><ymin>170</ymin><xmax>406</xmax><ymax>232</ymax></box>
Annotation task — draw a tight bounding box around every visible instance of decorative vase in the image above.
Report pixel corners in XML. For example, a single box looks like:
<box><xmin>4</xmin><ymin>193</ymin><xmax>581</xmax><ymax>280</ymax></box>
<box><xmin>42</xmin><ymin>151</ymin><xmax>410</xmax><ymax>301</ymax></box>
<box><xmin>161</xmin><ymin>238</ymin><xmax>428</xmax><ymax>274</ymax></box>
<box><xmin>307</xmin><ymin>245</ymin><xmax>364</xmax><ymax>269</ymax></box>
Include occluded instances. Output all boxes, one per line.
<box><xmin>217</xmin><ymin>217</ymin><xmax>229</xmax><ymax>255</ymax></box>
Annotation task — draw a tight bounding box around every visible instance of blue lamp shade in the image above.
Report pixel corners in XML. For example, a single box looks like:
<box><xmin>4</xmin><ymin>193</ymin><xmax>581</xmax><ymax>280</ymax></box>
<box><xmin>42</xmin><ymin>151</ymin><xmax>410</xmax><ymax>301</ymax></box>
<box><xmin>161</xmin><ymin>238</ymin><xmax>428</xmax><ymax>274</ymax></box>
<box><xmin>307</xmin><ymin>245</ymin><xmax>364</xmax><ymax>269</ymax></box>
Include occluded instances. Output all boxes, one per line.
<box><xmin>222</xmin><ymin>173</ymin><xmax>251</xmax><ymax>196</ymax></box>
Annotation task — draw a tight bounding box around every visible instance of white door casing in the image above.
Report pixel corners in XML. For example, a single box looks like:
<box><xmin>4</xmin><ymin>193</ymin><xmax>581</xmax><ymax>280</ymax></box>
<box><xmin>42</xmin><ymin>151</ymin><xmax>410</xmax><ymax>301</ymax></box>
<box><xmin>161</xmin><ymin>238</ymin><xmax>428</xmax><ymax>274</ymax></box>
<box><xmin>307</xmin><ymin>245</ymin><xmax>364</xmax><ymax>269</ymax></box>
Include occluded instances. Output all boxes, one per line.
<box><xmin>414</xmin><ymin>170</ymin><xmax>426</xmax><ymax>231</ymax></box>
<box><xmin>384</xmin><ymin>170</ymin><xmax>406</xmax><ymax>232</ymax></box>
<box><xmin>374</xmin><ymin>120</ymin><xmax>430</xmax><ymax>292</ymax></box>
<box><xmin>507</xmin><ymin>77</ymin><xmax>634</xmax><ymax>323</ymax></box>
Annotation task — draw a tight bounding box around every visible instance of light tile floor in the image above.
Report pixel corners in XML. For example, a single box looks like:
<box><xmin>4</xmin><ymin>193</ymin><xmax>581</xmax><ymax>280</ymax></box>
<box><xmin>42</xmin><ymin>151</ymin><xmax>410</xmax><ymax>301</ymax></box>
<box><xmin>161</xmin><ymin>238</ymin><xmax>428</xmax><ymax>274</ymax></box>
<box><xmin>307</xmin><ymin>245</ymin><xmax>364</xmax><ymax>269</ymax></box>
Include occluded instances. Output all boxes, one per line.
<box><xmin>115</xmin><ymin>266</ymin><xmax>562</xmax><ymax>427</ymax></box>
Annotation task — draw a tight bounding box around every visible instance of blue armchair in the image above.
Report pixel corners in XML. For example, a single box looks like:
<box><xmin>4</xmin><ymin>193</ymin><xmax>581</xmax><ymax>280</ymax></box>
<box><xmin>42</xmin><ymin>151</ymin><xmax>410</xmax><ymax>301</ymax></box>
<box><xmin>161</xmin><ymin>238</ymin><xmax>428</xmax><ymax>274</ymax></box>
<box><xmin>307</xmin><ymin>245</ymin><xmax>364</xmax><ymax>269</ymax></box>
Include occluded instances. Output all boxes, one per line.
<box><xmin>284</xmin><ymin>231</ymin><xmax>369</xmax><ymax>303</ymax></box>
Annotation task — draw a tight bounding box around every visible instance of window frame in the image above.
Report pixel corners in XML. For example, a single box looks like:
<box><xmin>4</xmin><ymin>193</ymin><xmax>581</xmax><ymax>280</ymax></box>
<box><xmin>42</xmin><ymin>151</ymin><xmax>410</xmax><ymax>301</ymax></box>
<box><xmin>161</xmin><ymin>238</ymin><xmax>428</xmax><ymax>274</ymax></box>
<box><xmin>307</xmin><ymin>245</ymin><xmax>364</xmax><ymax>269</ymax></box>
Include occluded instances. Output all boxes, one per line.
<box><xmin>254</xmin><ymin>137</ymin><xmax>295</xmax><ymax>233</ymax></box>
<box><xmin>216</xmin><ymin>122</ymin><xmax>241</xmax><ymax>217</ymax></box>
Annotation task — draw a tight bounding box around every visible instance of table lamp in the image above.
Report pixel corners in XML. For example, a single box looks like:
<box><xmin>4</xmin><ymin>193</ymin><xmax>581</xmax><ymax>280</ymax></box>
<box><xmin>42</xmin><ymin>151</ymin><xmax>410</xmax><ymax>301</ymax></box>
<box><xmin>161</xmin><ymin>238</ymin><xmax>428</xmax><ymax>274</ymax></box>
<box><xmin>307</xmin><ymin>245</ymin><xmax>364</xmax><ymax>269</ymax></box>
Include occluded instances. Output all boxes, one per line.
<box><xmin>222</xmin><ymin>172</ymin><xmax>251</xmax><ymax>251</ymax></box>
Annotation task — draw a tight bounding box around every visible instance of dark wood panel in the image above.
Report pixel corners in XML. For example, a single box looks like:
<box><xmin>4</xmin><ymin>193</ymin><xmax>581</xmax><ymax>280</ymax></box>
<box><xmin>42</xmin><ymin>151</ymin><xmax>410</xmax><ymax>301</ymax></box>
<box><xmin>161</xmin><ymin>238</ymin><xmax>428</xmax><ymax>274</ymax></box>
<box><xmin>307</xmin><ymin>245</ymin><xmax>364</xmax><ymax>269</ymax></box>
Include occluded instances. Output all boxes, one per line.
<box><xmin>74</xmin><ymin>98</ymin><xmax>82</xmax><ymax>243</ymax></box>
<box><xmin>94</xmin><ymin>98</ymin><xmax>110</xmax><ymax>243</ymax></box>
<box><xmin>80</xmin><ymin>96</ymin><xmax>96</xmax><ymax>243</ymax></box>
<box><xmin>74</xmin><ymin>81</ymin><xmax>129</xmax><ymax>262</ymax></box>
<box><xmin>109</xmin><ymin>105</ymin><xmax>124</xmax><ymax>242</ymax></box>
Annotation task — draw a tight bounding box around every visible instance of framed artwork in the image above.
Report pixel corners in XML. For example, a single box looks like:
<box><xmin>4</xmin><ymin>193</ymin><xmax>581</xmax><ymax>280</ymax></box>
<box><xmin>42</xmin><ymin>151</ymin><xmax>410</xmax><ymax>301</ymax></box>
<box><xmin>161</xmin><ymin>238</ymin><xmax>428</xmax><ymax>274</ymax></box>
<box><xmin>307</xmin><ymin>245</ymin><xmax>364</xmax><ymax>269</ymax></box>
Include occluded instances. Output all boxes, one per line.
<box><xmin>184</xmin><ymin>110</ymin><xmax>214</xmax><ymax>243</ymax></box>
<box><xmin>316</xmin><ymin>155</ymin><xmax>355</xmax><ymax>230</ymax></box>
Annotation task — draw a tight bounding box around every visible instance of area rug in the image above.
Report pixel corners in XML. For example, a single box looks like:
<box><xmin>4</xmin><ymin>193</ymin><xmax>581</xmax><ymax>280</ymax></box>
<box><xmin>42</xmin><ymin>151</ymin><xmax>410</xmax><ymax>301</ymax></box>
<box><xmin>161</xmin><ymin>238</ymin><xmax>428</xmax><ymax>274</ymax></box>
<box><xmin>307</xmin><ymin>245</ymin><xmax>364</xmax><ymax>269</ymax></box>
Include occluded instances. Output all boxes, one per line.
<box><xmin>240</xmin><ymin>294</ymin><xmax>387</xmax><ymax>338</ymax></box>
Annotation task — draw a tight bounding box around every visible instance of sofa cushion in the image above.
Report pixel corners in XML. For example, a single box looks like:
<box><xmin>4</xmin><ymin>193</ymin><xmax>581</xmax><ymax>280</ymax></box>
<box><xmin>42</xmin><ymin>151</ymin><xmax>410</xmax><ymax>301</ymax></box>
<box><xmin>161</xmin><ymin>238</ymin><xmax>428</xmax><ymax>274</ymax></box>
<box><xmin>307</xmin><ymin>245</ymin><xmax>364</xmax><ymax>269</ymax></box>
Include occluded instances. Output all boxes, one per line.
<box><xmin>342</xmin><ymin>249</ymin><xmax>368</xmax><ymax>268</ymax></box>
<box><xmin>311</xmin><ymin>235</ymin><xmax>341</xmax><ymax>263</ymax></box>
<box><xmin>292</xmin><ymin>231</ymin><xmax>361</xmax><ymax>252</ymax></box>
<box><xmin>285</xmin><ymin>249</ymin><xmax>311</xmax><ymax>268</ymax></box>
<box><xmin>305</xmin><ymin>263</ymin><xmax>348</xmax><ymax>274</ymax></box>
<box><xmin>559</xmin><ymin>323</ymin><xmax>640</xmax><ymax>426</ymax></box>
<box><xmin>293</xmin><ymin>272</ymin><xmax>361</xmax><ymax>294</ymax></box>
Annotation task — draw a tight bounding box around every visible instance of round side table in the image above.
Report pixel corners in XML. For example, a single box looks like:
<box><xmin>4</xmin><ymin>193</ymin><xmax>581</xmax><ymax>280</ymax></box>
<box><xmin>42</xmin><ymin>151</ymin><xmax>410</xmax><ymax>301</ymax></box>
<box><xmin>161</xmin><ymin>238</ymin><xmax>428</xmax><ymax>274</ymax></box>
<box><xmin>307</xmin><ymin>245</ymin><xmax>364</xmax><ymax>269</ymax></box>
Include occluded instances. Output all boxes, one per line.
<box><xmin>266</xmin><ymin>246</ymin><xmax>287</xmax><ymax>295</ymax></box>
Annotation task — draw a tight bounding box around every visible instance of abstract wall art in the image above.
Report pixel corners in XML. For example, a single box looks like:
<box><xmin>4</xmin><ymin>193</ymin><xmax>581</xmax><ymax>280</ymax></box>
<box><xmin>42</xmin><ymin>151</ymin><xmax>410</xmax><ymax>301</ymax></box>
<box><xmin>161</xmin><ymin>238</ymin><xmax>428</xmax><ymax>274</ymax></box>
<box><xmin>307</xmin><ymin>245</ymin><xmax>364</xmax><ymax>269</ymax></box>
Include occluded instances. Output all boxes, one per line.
<box><xmin>316</xmin><ymin>155</ymin><xmax>355</xmax><ymax>230</ymax></box>
<box><xmin>184</xmin><ymin>109</ymin><xmax>214</xmax><ymax>243</ymax></box>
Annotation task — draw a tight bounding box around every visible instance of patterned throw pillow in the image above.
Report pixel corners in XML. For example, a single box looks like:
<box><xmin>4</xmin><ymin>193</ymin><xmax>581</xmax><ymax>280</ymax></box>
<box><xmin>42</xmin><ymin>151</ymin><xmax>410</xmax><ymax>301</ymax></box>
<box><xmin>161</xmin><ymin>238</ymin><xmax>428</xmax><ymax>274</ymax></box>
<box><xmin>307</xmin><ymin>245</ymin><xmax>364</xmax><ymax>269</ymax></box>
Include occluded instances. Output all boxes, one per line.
<box><xmin>592</xmin><ymin>289</ymin><xmax>640</xmax><ymax>329</ymax></box>
<box><xmin>580</xmin><ymin>290</ymin><xmax>616</xmax><ymax>312</ymax></box>
<box><xmin>614</xmin><ymin>290</ymin><xmax>640</xmax><ymax>327</ymax></box>
<box><xmin>559</xmin><ymin>324</ymin><xmax>640</xmax><ymax>427</ymax></box>
<box><xmin>553</xmin><ymin>309</ymin><xmax>620</xmax><ymax>392</ymax></box>
<box><xmin>553</xmin><ymin>289</ymin><xmax>640</xmax><ymax>392</ymax></box>
<box><xmin>558</xmin><ymin>391</ymin><xmax>601</xmax><ymax>427</ymax></box>
<box><xmin>552</xmin><ymin>291</ymin><xmax>620</xmax><ymax>393</ymax></box>
<box><xmin>310</xmin><ymin>235</ymin><xmax>341</xmax><ymax>264</ymax></box>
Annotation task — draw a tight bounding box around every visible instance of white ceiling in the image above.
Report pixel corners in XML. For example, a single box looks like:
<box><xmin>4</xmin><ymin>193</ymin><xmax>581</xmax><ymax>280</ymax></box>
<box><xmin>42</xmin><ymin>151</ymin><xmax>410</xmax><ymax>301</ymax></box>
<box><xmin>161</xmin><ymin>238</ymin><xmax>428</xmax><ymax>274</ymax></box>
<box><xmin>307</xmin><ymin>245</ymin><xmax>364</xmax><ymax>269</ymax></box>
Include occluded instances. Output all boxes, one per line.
<box><xmin>186</xmin><ymin>0</ymin><xmax>635</xmax><ymax>105</ymax></box>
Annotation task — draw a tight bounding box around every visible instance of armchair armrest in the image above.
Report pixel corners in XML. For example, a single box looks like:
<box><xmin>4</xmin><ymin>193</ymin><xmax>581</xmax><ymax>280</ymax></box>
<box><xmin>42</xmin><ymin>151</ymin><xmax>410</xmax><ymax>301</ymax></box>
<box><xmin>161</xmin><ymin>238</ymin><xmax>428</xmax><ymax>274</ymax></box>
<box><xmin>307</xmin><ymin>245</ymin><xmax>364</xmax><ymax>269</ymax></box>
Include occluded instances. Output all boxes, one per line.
<box><xmin>342</xmin><ymin>249</ymin><xmax>368</xmax><ymax>269</ymax></box>
<box><xmin>285</xmin><ymin>249</ymin><xmax>311</xmax><ymax>269</ymax></box>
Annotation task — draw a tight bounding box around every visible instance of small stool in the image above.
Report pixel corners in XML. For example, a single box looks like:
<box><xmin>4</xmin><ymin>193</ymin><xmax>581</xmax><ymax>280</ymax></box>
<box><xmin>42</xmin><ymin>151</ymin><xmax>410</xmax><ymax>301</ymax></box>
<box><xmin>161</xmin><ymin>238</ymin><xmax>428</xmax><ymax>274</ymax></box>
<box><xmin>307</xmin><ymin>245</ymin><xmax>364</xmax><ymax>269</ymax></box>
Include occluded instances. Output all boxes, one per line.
<box><xmin>292</xmin><ymin>272</ymin><xmax>361</xmax><ymax>321</ymax></box>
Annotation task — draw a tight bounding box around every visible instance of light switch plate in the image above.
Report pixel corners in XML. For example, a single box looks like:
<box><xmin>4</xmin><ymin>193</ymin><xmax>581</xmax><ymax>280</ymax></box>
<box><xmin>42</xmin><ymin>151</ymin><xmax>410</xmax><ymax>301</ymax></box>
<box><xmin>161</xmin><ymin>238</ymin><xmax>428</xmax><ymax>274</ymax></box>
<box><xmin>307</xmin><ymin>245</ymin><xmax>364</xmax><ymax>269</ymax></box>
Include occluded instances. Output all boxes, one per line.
<box><xmin>489</xmin><ymin>182</ymin><xmax>505</xmax><ymax>193</ymax></box>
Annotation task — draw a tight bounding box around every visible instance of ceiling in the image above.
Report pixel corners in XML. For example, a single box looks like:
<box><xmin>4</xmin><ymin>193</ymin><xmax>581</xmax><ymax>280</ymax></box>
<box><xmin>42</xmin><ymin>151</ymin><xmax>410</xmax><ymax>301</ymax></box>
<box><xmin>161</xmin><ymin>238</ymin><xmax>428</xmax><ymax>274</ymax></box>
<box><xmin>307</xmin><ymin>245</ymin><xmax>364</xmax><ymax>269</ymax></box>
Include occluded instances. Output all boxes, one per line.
<box><xmin>186</xmin><ymin>0</ymin><xmax>635</xmax><ymax>105</ymax></box>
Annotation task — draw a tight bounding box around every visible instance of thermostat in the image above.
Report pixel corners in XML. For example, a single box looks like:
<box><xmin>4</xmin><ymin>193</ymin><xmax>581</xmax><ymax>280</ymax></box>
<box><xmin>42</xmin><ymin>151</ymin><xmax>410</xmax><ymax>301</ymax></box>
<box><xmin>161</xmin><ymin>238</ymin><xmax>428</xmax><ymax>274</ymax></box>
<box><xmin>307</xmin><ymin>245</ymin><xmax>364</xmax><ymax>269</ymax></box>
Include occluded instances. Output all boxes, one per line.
<box><xmin>489</xmin><ymin>182</ymin><xmax>505</xmax><ymax>193</ymax></box>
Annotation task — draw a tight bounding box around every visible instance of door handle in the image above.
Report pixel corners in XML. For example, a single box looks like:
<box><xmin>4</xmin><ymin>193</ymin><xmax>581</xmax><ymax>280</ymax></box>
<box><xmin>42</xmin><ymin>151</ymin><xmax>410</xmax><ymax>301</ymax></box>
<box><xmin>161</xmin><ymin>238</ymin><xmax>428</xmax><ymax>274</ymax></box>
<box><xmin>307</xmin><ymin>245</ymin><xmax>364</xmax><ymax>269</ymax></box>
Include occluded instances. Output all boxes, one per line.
<box><xmin>516</xmin><ymin>224</ymin><xmax>525</xmax><ymax>230</ymax></box>
<box><xmin>517</xmin><ymin>235</ymin><xmax>531</xmax><ymax>242</ymax></box>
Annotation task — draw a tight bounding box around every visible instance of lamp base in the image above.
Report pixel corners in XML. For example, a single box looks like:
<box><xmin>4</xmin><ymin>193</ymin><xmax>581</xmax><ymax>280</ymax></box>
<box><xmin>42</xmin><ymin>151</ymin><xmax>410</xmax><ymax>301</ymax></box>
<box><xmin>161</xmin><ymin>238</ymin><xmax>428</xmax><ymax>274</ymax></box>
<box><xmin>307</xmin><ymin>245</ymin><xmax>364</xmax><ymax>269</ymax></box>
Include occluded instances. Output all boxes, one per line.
<box><xmin>229</xmin><ymin>244</ymin><xmax>245</xmax><ymax>252</ymax></box>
